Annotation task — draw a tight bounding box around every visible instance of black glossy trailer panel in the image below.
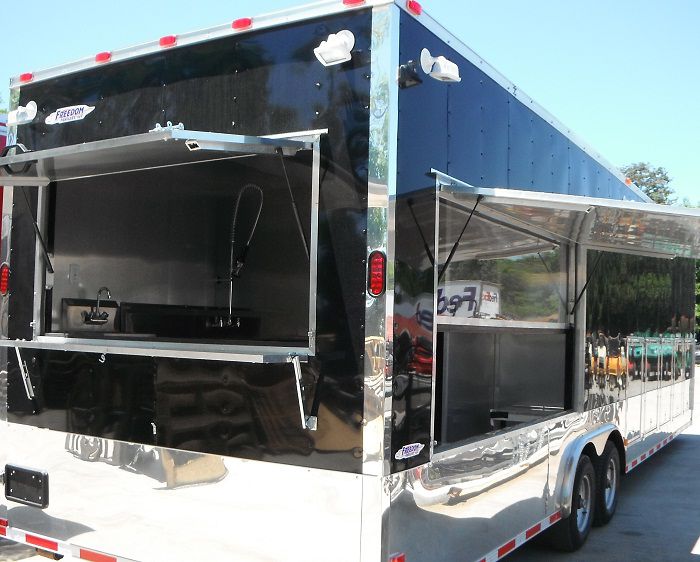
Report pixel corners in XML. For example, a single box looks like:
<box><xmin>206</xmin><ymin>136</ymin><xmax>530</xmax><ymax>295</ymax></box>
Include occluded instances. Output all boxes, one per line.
<box><xmin>9</xmin><ymin>10</ymin><xmax>374</xmax><ymax>474</ymax></box>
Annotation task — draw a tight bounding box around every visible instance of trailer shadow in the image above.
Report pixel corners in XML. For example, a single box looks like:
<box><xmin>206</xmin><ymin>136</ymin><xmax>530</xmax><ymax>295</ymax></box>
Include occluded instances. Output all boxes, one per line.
<box><xmin>0</xmin><ymin>538</ymin><xmax>35</xmax><ymax>561</ymax></box>
<box><xmin>5</xmin><ymin>506</ymin><xmax>93</xmax><ymax>542</ymax></box>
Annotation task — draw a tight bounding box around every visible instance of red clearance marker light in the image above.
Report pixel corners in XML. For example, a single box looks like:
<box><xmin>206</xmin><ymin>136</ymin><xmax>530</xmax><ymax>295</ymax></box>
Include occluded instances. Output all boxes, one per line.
<box><xmin>406</xmin><ymin>0</ymin><xmax>422</xmax><ymax>15</ymax></box>
<box><xmin>368</xmin><ymin>251</ymin><xmax>387</xmax><ymax>297</ymax></box>
<box><xmin>389</xmin><ymin>554</ymin><xmax>406</xmax><ymax>562</ymax></box>
<box><xmin>0</xmin><ymin>264</ymin><xmax>9</xmax><ymax>296</ymax></box>
<box><xmin>343</xmin><ymin>0</ymin><xmax>366</xmax><ymax>6</ymax></box>
<box><xmin>95</xmin><ymin>51</ymin><xmax>112</xmax><ymax>64</ymax></box>
<box><xmin>19</xmin><ymin>73</ymin><xmax>34</xmax><ymax>83</ymax></box>
<box><xmin>232</xmin><ymin>17</ymin><xmax>253</xmax><ymax>30</ymax></box>
<box><xmin>159</xmin><ymin>35</ymin><xmax>178</xmax><ymax>48</ymax></box>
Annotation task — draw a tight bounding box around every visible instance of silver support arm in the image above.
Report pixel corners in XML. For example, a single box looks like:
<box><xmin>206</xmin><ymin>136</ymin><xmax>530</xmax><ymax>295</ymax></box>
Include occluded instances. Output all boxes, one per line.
<box><xmin>289</xmin><ymin>355</ymin><xmax>317</xmax><ymax>431</ymax></box>
<box><xmin>14</xmin><ymin>346</ymin><xmax>35</xmax><ymax>400</ymax></box>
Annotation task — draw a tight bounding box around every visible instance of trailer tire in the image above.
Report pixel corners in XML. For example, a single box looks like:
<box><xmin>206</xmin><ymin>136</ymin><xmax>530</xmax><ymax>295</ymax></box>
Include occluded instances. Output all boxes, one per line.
<box><xmin>593</xmin><ymin>441</ymin><xmax>620</xmax><ymax>526</ymax></box>
<box><xmin>549</xmin><ymin>454</ymin><xmax>596</xmax><ymax>551</ymax></box>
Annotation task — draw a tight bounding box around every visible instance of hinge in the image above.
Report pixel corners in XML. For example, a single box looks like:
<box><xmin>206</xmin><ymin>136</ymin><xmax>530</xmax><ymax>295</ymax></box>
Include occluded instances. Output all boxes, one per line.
<box><xmin>149</xmin><ymin>121</ymin><xmax>185</xmax><ymax>133</ymax></box>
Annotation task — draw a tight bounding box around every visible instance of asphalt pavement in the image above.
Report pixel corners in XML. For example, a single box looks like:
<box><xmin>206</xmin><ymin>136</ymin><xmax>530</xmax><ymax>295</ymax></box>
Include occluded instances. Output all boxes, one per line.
<box><xmin>1</xmin><ymin>368</ymin><xmax>699</xmax><ymax>562</ymax></box>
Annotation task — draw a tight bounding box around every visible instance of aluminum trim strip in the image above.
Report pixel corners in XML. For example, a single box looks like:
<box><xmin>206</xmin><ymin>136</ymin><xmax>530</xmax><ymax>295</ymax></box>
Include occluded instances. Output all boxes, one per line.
<box><xmin>1</xmin><ymin>337</ymin><xmax>307</xmax><ymax>363</ymax></box>
<box><xmin>0</xmin><ymin>130</ymin><xmax>309</xmax><ymax>167</ymax></box>
<box><xmin>436</xmin><ymin>318</ymin><xmax>570</xmax><ymax>331</ymax></box>
<box><xmin>363</xmin><ymin>3</ymin><xmax>400</xmax><ymax>479</ymax></box>
<box><xmin>362</xmin><ymin>7</ymin><xmax>399</xmax><ymax>561</ymax></box>
<box><xmin>0</xmin><ymin>177</ymin><xmax>50</xmax><ymax>187</ymax></box>
<box><xmin>442</xmin><ymin>182</ymin><xmax>700</xmax><ymax>219</ymax></box>
<box><xmin>435</xmin><ymin>176</ymin><xmax>700</xmax><ymax>258</ymax></box>
<box><xmin>10</xmin><ymin>1</ymin><xmax>394</xmax><ymax>87</ymax></box>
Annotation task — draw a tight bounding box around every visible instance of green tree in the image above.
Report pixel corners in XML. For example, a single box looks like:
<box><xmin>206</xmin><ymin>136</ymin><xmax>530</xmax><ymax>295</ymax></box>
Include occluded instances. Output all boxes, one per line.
<box><xmin>621</xmin><ymin>162</ymin><xmax>675</xmax><ymax>204</ymax></box>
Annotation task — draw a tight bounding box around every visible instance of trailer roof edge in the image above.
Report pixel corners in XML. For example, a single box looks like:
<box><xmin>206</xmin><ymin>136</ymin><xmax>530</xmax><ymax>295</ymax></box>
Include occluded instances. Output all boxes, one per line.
<box><xmin>396</xmin><ymin>1</ymin><xmax>650</xmax><ymax>203</ymax></box>
<box><xmin>9</xmin><ymin>0</ymin><xmax>648</xmax><ymax>203</ymax></box>
<box><xmin>8</xmin><ymin>0</ymin><xmax>393</xmax><ymax>89</ymax></box>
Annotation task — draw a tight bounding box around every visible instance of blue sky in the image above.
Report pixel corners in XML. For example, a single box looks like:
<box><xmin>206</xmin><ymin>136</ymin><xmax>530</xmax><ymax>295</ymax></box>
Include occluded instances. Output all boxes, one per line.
<box><xmin>2</xmin><ymin>0</ymin><xmax>698</xmax><ymax>204</ymax></box>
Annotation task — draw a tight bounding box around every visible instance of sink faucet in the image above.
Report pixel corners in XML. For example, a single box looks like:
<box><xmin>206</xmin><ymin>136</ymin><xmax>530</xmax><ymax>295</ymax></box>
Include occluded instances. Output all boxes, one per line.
<box><xmin>83</xmin><ymin>286</ymin><xmax>112</xmax><ymax>325</ymax></box>
<box><xmin>96</xmin><ymin>287</ymin><xmax>111</xmax><ymax>314</ymax></box>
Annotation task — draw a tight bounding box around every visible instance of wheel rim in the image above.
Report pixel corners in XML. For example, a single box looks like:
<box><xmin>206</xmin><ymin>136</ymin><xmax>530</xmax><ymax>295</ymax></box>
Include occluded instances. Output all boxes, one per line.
<box><xmin>604</xmin><ymin>455</ymin><xmax>618</xmax><ymax>511</ymax></box>
<box><xmin>576</xmin><ymin>471</ymin><xmax>593</xmax><ymax>532</ymax></box>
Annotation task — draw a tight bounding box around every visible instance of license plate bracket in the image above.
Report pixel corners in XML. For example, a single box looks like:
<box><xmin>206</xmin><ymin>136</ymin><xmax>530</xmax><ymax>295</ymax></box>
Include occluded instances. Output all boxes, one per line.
<box><xmin>4</xmin><ymin>465</ymin><xmax>49</xmax><ymax>508</ymax></box>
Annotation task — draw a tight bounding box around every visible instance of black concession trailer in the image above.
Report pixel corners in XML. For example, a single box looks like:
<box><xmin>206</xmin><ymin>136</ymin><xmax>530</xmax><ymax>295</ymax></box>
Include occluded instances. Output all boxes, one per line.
<box><xmin>0</xmin><ymin>1</ymin><xmax>699</xmax><ymax>561</ymax></box>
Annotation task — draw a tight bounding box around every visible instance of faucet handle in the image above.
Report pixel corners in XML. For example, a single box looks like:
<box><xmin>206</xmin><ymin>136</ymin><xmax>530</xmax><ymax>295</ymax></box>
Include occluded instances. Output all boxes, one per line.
<box><xmin>97</xmin><ymin>286</ymin><xmax>112</xmax><ymax>300</ymax></box>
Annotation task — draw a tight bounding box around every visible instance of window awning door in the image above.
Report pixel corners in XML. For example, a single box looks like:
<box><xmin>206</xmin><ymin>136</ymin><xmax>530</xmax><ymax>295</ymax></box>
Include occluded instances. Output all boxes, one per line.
<box><xmin>0</xmin><ymin>128</ymin><xmax>313</xmax><ymax>186</ymax></box>
<box><xmin>434</xmin><ymin>170</ymin><xmax>700</xmax><ymax>259</ymax></box>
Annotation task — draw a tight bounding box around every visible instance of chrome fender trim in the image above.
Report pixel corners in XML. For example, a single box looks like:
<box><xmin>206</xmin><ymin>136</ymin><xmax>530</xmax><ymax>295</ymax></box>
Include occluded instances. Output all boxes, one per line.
<box><xmin>555</xmin><ymin>422</ymin><xmax>617</xmax><ymax>517</ymax></box>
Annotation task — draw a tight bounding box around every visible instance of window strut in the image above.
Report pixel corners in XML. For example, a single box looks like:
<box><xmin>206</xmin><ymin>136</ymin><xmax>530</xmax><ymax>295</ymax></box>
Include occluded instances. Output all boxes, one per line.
<box><xmin>289</xmin><ymin>354</ymin><xmax>317</xmax><ymax>431</ymax></box>
<box><xmin>438</xmin><ymin>195</ymin><xmax>483</xmax><ymax>283</ymax></box>
<box><xmin>569</xmin><ymin>250</ymin><xmax>604</xmax><ymax>315</ymax></box>
<box><xmin>20</xmin><ymin>186</ymin><xmax>54</xmax><ymax>274</ymax></box>
<box><xmin>14</xmin><ymin>346</ymin><xmax>36</xmax><ymax>402</ymax></box>
<box><xmin>407</xmin><ymin>197</ymin><xmax>435</xmax><ymax>267</ymax></box>
<box><xmin>277</xmin><ymin>148</ymin><xmax>310</xmax><ymax>261</ymax></box>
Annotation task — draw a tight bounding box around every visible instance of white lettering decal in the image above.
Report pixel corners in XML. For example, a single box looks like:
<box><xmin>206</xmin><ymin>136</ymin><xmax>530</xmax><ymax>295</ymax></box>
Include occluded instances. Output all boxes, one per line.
<box><xmin>45</xmin><ymin>105</ymin><xmax>95</xmax><ymax>125</ymax></box>
<box><xmin>394</xmin><ymin>442</ymin><xmax>425</xmax><ymax>460</ymax></box>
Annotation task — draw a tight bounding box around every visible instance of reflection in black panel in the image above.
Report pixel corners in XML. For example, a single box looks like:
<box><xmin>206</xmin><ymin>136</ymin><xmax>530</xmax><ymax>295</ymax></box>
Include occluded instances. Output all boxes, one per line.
<box><xmin>586</xmin><ymin>252</ymin><xmax>695</xmax><ymax>338</ymax></box>
<box><xmin>18</xmin><ymin>57</ymin><xmax>166</xmax><ymax>150</ymax></box>
<box><xmin>584</xmin><ymin>252</ymin><xmax>696</xmax><ymax>410</ymax></box>
<box><xmin>153</xmin><ymin>356</ymin><xmax>364</xmax><ymax>469</ymax></box>
<box><xmin>8</xmin><ymin>350</ymin><xmax>363</xmax><ymax>472</ymax></box>
<box><xmin>392</xmin><ymin>189</ymin><xmax>435</xmax><ymax>471</ymax></box>
<box><xmin>8</xmin><ymin>350</ymin><xmax>156</xmax><ymax>445</ymax></box>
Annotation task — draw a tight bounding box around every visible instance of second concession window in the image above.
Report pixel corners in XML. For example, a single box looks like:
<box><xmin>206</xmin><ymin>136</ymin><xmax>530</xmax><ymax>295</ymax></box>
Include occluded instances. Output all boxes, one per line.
<box><xmin>433</xmin><ymin>171</ymin><xmax>572</xmax><ymax>448</ymax></box>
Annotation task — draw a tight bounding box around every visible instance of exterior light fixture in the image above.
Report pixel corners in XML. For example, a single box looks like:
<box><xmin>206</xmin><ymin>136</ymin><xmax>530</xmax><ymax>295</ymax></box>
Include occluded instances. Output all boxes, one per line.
<box><xmin>7</xmin><ymin>101</ymin><xmax>38</xmax><ymax>126</ymax></box>
<box><xmin>420</xmin><ymin>48</ymin><xmax>461</xmax><ymax>83</ymax></box>
<box><xmin>314</xmin><ymin>30</ymin><xmax>355</xmax><ymax>67</ymax></box>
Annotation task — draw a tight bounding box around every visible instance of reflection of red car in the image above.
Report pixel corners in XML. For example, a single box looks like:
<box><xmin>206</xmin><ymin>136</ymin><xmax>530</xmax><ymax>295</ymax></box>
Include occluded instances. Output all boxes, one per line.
<box><xmin>410</xmin><ymin>335</ymin><xmax>433</xmax><ymax>375</ymax></box>
<box><xmin>395</xmin><ymin>330</ymin><xmax>433</xmax><ymax>376</ymax></box>
<box><xmin>394</xmin><ymin>300</ymin><xmax>434</xmax><ymax>375</ymax></box>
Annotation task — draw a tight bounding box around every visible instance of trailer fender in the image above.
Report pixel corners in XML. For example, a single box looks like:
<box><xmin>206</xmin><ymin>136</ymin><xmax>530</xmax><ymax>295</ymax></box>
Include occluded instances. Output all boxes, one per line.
<box><xmin>555</xmin><ymin>422</ymin><xmax>617</xmax><ymax>518</ymax></box>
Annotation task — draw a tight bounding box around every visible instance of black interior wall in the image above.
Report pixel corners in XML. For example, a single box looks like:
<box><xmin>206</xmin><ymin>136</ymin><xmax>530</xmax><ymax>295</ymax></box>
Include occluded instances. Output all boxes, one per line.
<box><xmin>49</xmin><ymin>156</ymin><xmax>313</xmax><ymax>343</ymax></box>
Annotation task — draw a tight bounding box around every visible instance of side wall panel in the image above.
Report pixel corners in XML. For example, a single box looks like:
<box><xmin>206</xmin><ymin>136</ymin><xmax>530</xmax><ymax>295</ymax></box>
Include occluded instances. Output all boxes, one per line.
<box><xmin>8</xmin><ymin>11</ymin><xmax>375</xmax><ymax>474</ymax></box>
<box><xmin>392</xmin><ymin>7</ymin><xmax>644</xmax><ymax>474</ymax></box>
